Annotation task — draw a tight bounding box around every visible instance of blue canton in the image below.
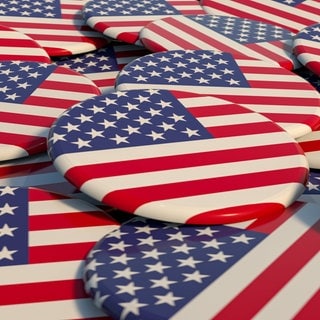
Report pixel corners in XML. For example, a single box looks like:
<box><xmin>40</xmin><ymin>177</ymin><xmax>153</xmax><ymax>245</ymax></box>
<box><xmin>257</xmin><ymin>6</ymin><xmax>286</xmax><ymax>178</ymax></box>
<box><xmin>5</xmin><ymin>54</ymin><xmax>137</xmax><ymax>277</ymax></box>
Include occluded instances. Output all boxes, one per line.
<box><xmin>273</xmin><ymin>0</ymin><xmax>306</xmax><ymax>6</ymax></box>
<box><xmin>304</xmin><ymin>171</ymin><xmax>320</xmax><ymax>194</ymax></box>
<box><xmin>190</xmin><ymin>15</ymin><xmax>293</xmax><ymax>44</ymax></box>
<box><xmin>0</xmin><ymin>61</ymin><xmax>57</xmax><ymax>103</ymax></box>
<box><xmin>48</xmin><ymin>89</ymin><xmax>213</xmax><ymax>158</ymax></box>
<box><xmin>0</xmin><ymin>0</ymin><xmax>62</xmax><ymax>18</ymax></box>
<box><xmin>0</xmin><ymin>187</ymin><xmax>28</xmax><ymax>266</ymax></box>
<box><xmin>83</xmin><ymin>0</ymin><xmax>180</xmax><ymax>16</ymax></box>
<box><xmin>116</xmin><ymin>50</ymin><xmax>250</xmax><ymax>88</ymax></box>
<box><xmin>84</xmin><ymin>217</ymin><xmax>267</xmax><ymax>320</ymax></box>
<box><xmin>53</xmin><ymin>46</ymin><xmax>120</xmax><ymax>74</ymax></box>
<box><xmin>296</xmin><ymin>24</ymin><xmax>320</xmax><ymax>41</ymax></box>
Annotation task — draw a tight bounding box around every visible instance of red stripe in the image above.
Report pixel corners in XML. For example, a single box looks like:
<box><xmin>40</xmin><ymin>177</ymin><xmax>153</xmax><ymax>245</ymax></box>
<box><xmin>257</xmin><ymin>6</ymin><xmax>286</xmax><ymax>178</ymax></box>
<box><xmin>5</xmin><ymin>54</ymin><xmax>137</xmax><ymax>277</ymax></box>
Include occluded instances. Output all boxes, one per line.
<box><xmin>298</xmin><ymin>139</ymin><xmax>320</xmax><ymax>152</ymax></box>
<box><xmin>0</xmin><ymin>161</ymin><xmax>53</xmax><ymax>178</ymax></box>
<box><xmin>0</xmin><ymin>111</ymin><xmax>55</xmax><ymax>127</ymax></box>
<box><xmin>38</xmin><ymin>79</ymin><xmax>99</xmax><ymax>94</ymax></box>
<box><xmin>29</xmin><ymin>212</ymin><xmax>117</xmax><ymax>231</ymax></box>
<box><xmin>2</xmin><ymin>21</ymin><xmax>85</xmax><ymax>31</ymax></box>
<box><xmin>29</xmin><ymin>188</ymin><xmax>70</xmax><ymax>201</ymax></box>
<box><xmin>0</xmin><ymin>38</ymin><xmax>41</xmax><ymax>47</ymax></box>
<box><xmin>188</xmin><ymin>103</ymin><xmax>252</xmax><ymax>117</ymax></box>
<box><xmin>0</xmin><ymin>279</ymin><xmax>87</xmax><ymax>305</ymax></box>
<box><xmin>212</xmin><ymin>219</ymin><xmax>320</xmax><ymax>319</ymax></box>
<box><xmin>246</xmin><ymin>80</ymin><xmax>312</xmax><ymax>90</ymax></box>
<box><xmin>102</xmin><ymin>167</ymin><xmax>308</xmax><ymax>212</ymax></box>
<box><xmin>297</xmin><ymin>2</ymin><xmax>320</xmax><ymax>16</ymax></box>
<box><xmin>23</xmin><ymin>95</ymin><xmax>85</xmax><ymax>108</ymax></box>
<box><xmin>65</xmin><ymin>142</ymin><xmax>302</xmax><ymax>187</ymax></box>
<box><xmin>0</xmin><ymin>54</ymin><xmax>50</xmax><ymax>63</ymax></box>
<box><xmin>257</xmin><ymin>113</ymin><xmax>320</xmax><ymax>127</ymax></box>
<box><xmin>239</xmin><ymin>65</ymin><xmax>292</xmax><ymax>75</ymax></box>
<box><xmin>29</xmin><ymin>242</ymin><xmax>96</xmax><ymax>263</ymax></box>
<box><xmin>294</xmin><ymin>44</ymin><xmax>320</xmax><ymax>56</ymax></box>
<box><xmin>293</xmin><ymin>289</ymin><xmax>320</xmax><ymax>320</ymax></box>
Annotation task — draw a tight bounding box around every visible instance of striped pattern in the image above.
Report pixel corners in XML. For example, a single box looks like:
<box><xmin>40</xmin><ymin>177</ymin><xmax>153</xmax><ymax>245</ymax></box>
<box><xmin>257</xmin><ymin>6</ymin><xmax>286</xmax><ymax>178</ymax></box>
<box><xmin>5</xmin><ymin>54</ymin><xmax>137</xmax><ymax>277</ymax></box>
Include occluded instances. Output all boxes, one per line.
<box><xmin>116</xmin><ymin>50</ymin><xmax>320</xmax><ymax>139</ymax></box>
<box><xmin>296</xmin><ymin>130</ymin><xmax>320</xmax><ymax>169</ymax></box>
<box><xmin>83</xmin><ymin>0</ymin><xmax>205</xmax><ymax>44</ymax></box>
<box><xmin>0</xmin><ymin>25</ymin><xmax>51</xmax><ymax>63</ymax></box>
<box><xmin>0</xmin><ymin>0</ymin><xmax>109</xmax><ymax>56</ymax></box>
<box><xmin>200</xmin><ymin>0</ymin><xmax>320</xmax><ymax>33</ymax></box>
<box><xmin>0</xmin><ymin>62</ymin><xmax>101</xmax><ymax>161</ymax></box>
<box><xmin>48</xmin><ymin>90</ymin><xmax>308</xmax><ymax>224</ymax></box>
<box><xmin>139</xmin><ymin>14</ymin><xmax>300</xmax><ymax>70</ymax></box>
<box><xmin>0</xmin><ymin>187</ymin><xmax>117</xmax><ymax>319</ymax></box>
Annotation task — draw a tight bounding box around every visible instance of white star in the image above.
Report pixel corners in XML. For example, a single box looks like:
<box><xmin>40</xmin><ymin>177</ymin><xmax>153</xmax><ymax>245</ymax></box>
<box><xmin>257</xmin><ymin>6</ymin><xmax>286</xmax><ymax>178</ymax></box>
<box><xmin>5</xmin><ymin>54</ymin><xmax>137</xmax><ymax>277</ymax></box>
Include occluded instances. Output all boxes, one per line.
<box><xmin>50</xmin><ymin>132</ymin><xmax>66</xmax><ymax>143</ymax></box>
<box><xmin>154</xmin><ymin>292</ymin><xmax>183</xmax><ymax>306</ymax></box>
<box><xmin>145</xmin><ymin>107</ymin><xmax>162</xmax><ymax>117</ymax></box>
<box><xmin>146</xmin><ymin>131</ymin><xmax>165</xmax><ymax>141</ymax></box>
<box><xmin>84</xmin><ymin>258</ymin><xmax>104</xmax><ymax>272</ymax></box>
<box><xmin>169</xmin><ymin>113</ymin><xmax>186</xmax><ymax>122</ymax></box>
<box><xmin>71</xmin><ymin>138</ymin><xmax>91</xmax><ymax>149</ymax></box>
<box><xmin>141</xmin><ymin>248</ymin><xmax>166</xmax><ymax>260</ymax></box>
<box><xmin>196</xmin><ymin>77</ymin><xmax>210</xmax><ymax>84</ymax></box>
<box><xmin>134</xmin><ymin>95</ymin><xmax>150</xmax><ymax>103</ymax></box>
<box><xmin>99</xmin><ymin>119</ymin><xmax>117</xmax><ymax>129</ymax></box>
<box><xmin>182</xmin><ymin>128</ymin><xmax>200</xmax><ymax>137</ymax></box>
<box><xmin>85</xmin><ymin>128</ymin><xmax>104</xmax><ymax>139</ymax></box>
<box><xmin>231</xmin><ymin>233</ymin><xmax>255</xmax><ymax>244</ymax></box>
<box><xmin>122</xmin><ymin>102</ymin><xmax>139</xmax><ymax>111</ymax></box>
<box><xmin>183</xmin><ymin>270</ymin><xmax>209</xmax><ymax>283</ymax></box>
<box><xmin>105</xmin><ymin>229</ymin><xmax>128</xmax><ymax>239</ymax></box>
<box><xmin>104</xmin><ymin>97</ymin><xmax>117</xmax><ymax>106</ymax></box>
<box><xmin>157</xmin><ymin>122</ymin><xmax>175</xmax><ymax>131</ymax></box>
<box><xmin>179</xmin><ymin>71</ymin><xmax>192</xmax><ymax>78</ymax></box>
<box><xmin>145</xmin><ymin>60</ymin><xmax>158</xmax><ymax>67</ymax></box>
<box><xmin>109</xmin><ymin>240</ymin><xmax>132</xmax><ymax>251</ymax></box>
<box><xmin>75</xmin><ymin>114</ymin><xmax>93</xmax><ymax>123</ymax></box>
<box><xmin>156</xmin><ymin>100</ymin><xmax>173</xmax><ymax>108</ymax></box>
<box><xmin>134</xmin><ymin>116</ymin><xmax>152</xmax><ymax>125</ymax></box>
<box><xmin>62</xmin><ymin>122</ymin><xmax>80</xmax><ymax>132</ymax></box>
<box><xmin>150</xmin><ymin>276</ymin><xmax>177</xmax><ymax>289</ymax></box>
<box><xmin>196</xmin><ymin>227</ymin><xmax>220</xmax><ymax>237</ymax></box>
<box><xmin>137</xmin><ymin>236</ymin><xmax>161</xmax><ymax>246</ymax></box>
<box><xmin>162</xmin><ymin>65</ymin><xmax>175</xmax><ymax>72</ymax></box>
<box><xmin>172</xmin><ymin>243</ymin><xmax>195</xmax><ymax>254</ymax></box>
<box><xmin>307</xmin><ymin>181</ymin><xmax>319</xmax><ymax>191</ymax></box>
<box><xmin>134</xmin><ymin>75</ymin><xmax>148</xmax><ymax>82</ymax></box>
<box><xmin>145</xmin><ymin>261</ymin><xmax>170</xmax><ymax>274</ymax></box>
<box><xmin>28</xmin><ymin>71</ymin><xmax>41</xmax><ymax>78</ymax></box>
<box><xmin>116</xmin><ymin>282</ymin><xmax>143</xmax><ymax>295</ymax></box>
<box><xmin>110</xmin><ymin>253</ymin><xmax>135</xmax><ymax>265</ymax></box>
<box><xmin>208</xmin><ymin>250</ymin><xmax>233</xmax><ymax>262</ymax></box>
<box><xmin>6</xmin><ymin>92</ymin><xmax>20</xmax><ymax>101</ymax></box>
<box><xmin>0</xmin><ymin>203</ymin><xmax>18</xmax><ymax>216</ymax></box>
<box><xmin>148</xmin><ymin>70</ymin><xmax>161</xmax><ymax>77</ymax></box>
<box><xmin>93</xmin><ymin>290</ymin><xmax>109</xmax><ymax>309</ymax></box>
<box><xmin>216</xmin><ymin>58</ymin><xmax>228</xmax><ymax>65</ymax></box>
<box><xmin>177</xmin><ymin>256</ymin><xmax>202</xmax><ymax>268</ymax></box>
<box><xmin>191</xmin><ymin>67</ymin><xmax>204</xmax><ymax>73</ymax></box>
<box><xmin>0</xmin><ymin>224</ymin><xmax>18</xmax><ymax>237</ymax></box>
<box><xmin>202</xmin><ymin>238</ymin><xmax>225</xmax><ymax>249</ymax></box>
<box><xmin>134</xmin><ymin>225</ymin><xmax>157</xmax><ymax>234</ymax></box>
<box><xmin>0</xmin><ymin>246</ymin><xmax>17</xmax><ymax>261</ymax></box>
<box><xmin>226</xmin><ymin>78</ymin><xmax>240</xmax><ymax>85</ymax></box>
<box><xmin>0</xmin><ymin>186</ymin><xmax>18</xmax><ymax>196</ymax></box>
<box><xmin>167</xmin><ymin>231</ymin><xmax>190</xmax><ymax>242</ymax></box>
<box><xmin>119</xmin><ymin>298</ymin><xmax>147</xmax><ymax>319</ymax></box>
<box><xmin>114</xmin><ymin>267</ymin><xmax>139</xmax><ymax>280</ymax></box>
<box><xmin>109</xmin><ymin>134</ymin><xmax>129</xmax><ymax>145</ymax></box>
<box><xmin>132</xmin><ymin>64</ymin><xmax>145</xmax><ymax>71</ymax></box>
<box><xmin>123</xmin><ymin>125</ymin><xmax>141</xmax><ymax>135</ymax></box>
<box><xmin>89</xmin><ymin>105</ymin><xmax>105</xmax><ymax>114</ymax></box>
<box><xmin>85</xmin><ymin>273</ymin><xmax>106</xmax><ymax>292</ymax></box>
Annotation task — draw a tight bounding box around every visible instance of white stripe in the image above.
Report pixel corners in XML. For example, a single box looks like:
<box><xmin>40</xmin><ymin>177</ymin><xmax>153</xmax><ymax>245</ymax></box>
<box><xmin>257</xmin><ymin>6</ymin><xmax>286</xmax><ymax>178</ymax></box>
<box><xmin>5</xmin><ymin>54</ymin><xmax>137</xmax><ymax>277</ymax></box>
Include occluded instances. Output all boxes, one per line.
<box><xmin>46</xmin><ymin>72</ymin><xmax>97</xmax><ymax>84</ymax></box>
<box><xmin>30</xmin><ymin>198</ymin><xmax>102</xmax><ymax>215</ymax></box>
<box><xmin>0</xmin><ymin>144</ymin><xmax>28</xmax><ymax>160</ymax></box>
<box><xmin>296</xmin><ymin>130</ymin><xmax>320</xmax><ymax>143</ymax></box>
<box><xmin>53</xmin><ymin>131</ymin><xmax>294</xmax><ymax>174</ymax></box>
<box><xmin>274</xmin><ymin>122</ymin><xmax>311</xmax><ymax>139</ymax></box>
<box><xmin>178</xmin><ymin>95</ymin><xmax>234</xmax><ymax>107</ymax></box>
<box><xmin>0</xmin><ymin>47</ymin><xmax>48</xmax><ymax>56</ymax></box>
<box><xmin>87</xmin><ymin>71</ymin><xmax>119</xmax><ymax>81</ymax></box>
<box><xmin>248</xmin><ymin>104</ymin><xmax>320</xmax><ymax>115</ymax></box>
<box><xmin>254</xmin><ymin>253</ymin><xmax>320</xmax><ymax>320</ymax></box>
<box><xmin>0</xmin><ymin>30</ymin><xmax>32</xmax><ymax>39</ymax></box>
<box><xmin>0</xmin><ymin>16</ymin><xmax>85</xmax><ymax>26</ymax></box>
<box><xmin>244</xmin><ymin>73</ymin><xmax>307</xmax><ymax>82</ymax></box>
<box><xmin>136</xmin><ymin>183</ymin><xmax>305</xmax><ymax>222</ymax></box>
<box><xmin>32</xmin><ymin>88</ymin><xmax>97</xmax><ymax>101</ymax></box>
<box><xmin>80</xmin><ymin>154</ymin><xmax>307</xmax><ymax>201</ymax></box>
<box><xmin>0</xmin><ymin>299</ymin><xmax>106</xmax><ymax>319</ymax></box>
<box><xmin>29</xmin><ymin>225</ymin><xmax>116</xmax><ymax>246</ymax></box>
<box><xmin>171</xmin><ymin>202</ymin><xmax>320</xmax><ymax>319</ymax></box>
<box><xmin>0</xmin><ymin>122</ymin><xmax>48</xmax><ymax>136</ymax></box>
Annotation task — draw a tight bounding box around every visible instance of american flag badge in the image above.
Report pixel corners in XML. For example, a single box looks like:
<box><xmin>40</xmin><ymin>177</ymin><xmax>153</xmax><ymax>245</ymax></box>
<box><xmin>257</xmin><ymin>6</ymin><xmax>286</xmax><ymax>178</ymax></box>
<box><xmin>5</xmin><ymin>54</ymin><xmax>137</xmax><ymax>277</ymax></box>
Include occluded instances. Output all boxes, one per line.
<box><xmin>299</xmin><ymin>170</ymin><xmax>320</xmax><ymax>204</ymax></box>
<box><xmin>139</xmin><ymin>14</ymin><xmax>300</xmax><ymax>70</ymax></box>
<box><xmin>200</xmin><ymin>0</ymin><xmax>320</xmax><ymax>34</ymax></box>
<box><xmin>0</xmin><ymin>0</ymin><xmax>110</xmax><ymax>57</ymax></box>
<box><xmin>293</xmin><ymin>23</ymin><xmax>320</xmax><ymax>76</ymax></box>
<box><xmin>115</xmin><ymin>49</ymin><xmax>320</xmax><ymax>139</ymax></box>
<box><xmin>48</xmin><ymin>89</ymin><xmax>308</xmax><ymax>224</ymax></box>
<box><xmin>0</xmin><ymin>60</ymin><xmax>101</xmax><ymax>161</ymax></box>
<box><xmin>0</xmin><ymin>24</ymin><xmax>51</xmax><ymax>63</ymax></box>
<box><xmin>83</xmin><ymin>203</ymin><xmax>320</xmax><ymax>319</ymax></box>
<box><xmin>0</xmin><ymin>185</ymin><xmax>118</xmax><ymax>319</ymax></box>
<box><xmin>82</xmin><ymin>0</ymin><xmax>205</xmax><ymax>45</ymax></box>
<box><xmin>54</xmin><ymin>42</ymin><xmax>150</xmax><ymax>94</ymax></box>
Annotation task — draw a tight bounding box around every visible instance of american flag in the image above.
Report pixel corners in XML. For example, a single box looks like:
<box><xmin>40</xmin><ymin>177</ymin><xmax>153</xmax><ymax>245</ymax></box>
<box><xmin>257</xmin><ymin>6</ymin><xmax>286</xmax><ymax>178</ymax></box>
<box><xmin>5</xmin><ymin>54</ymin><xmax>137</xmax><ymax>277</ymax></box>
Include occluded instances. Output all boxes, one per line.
<box><xmin>84</xmin><ymin>203</ymin><xmax>320</xmax><ymax>319</ymax></box>
<box><xmin>48</xmin><ymin>89</ymin><xmax>308</xmax><ymax>224</ymax></box>
<box><xmin>298</xmin><ymin>170</ymin><xmax>320</xmax><ymax>204</ymax></box>
<box><xmin>82</xmin><ymin>0</ymin><xmax>205</xmax><ymax>45</ymax></box>
<box><xmin>0</xmin><ymin>0</ymin><xmax>109</xmax><ymax>57</ymax></box>
<box><xmin>115</xmin><ymin>49</ymin><xmax>320</xmax><ymax>139</ymax></box>
<box><xmin>200</xmin><ymin>0</ymin><xmax>320</xmax><ymax>33</ymax></box>
<box><xmin>54</xmin><ymin>43</ymin><xmax>150</xmax><ymax>93</ymax></box>
<box><xmin>0</xmin><ymin>186</ymin><xmax>118</xmax><ymax>319</ymax></box>
<box><xmin>0</xmin><ymin>60</ymin><xmax>101</xmax><ymax>161</ymax></box>
<box><xmin>293</xmin><ymin>23</ymin><xmax>320</xmax><ymax>76</ymax></box>
<box><xmin>140</xmin><ymin>14</ymin><xmax>300</xmax><ymax>70</ymax></box>
<box><xmin>0</xmin><ymin>25</ymin><xmax>51</xmax><ymax>63</ymax></box>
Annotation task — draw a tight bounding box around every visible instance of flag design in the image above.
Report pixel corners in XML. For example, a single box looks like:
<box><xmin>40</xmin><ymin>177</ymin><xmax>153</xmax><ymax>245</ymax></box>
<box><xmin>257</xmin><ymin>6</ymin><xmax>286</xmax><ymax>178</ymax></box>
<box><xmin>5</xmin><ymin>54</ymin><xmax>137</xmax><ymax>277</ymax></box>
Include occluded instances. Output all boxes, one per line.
<box><xmin>0</xmin><ymin>25</ymin><xmax>51</xmax><ymax>63</ymax></box>
<box><xmin>0</xmin><ymin>0</ymin><xmax>109</xmax><ymax>57</ymax></box>
<box><xmin>293</xmin><ymin>23</ymin><xmax>320</xmax><ymax>77</ymax></box>
<box><xmin>0</xmin><ymin>60</ymin><xmax>101</xmax><ymax>161</ymax></box>
<box><xmin>298</xmin><ymin>170</ymin><xmax>320</xmax><ymax>204</ymax></box>
<box><xmin>296</xmin><ymin>130</ymin><xmax>320</xmax><ymax>169</ymax></box>
<box><xmin>140</xmin><ymin>14</ymin><xmax>300</xmax><ymax>70</ymax></box>
<box><xmin>0</xmin><ymin>186</ymin><xmax>117</xmax><ymax>319</ymax></box>
<box><xmin>48</xmin><ymin>89</ymin><xmax>308</xmax><ymax>224</ymax></box>
<box><xmin>115</xmin><ymin>49</ymin><xmax>320</xmax><ymax>138</ymax></box>
<box><xmin>54</xmin><ymin>43</ymin><xmax>150</xmax><ymax>94</ymax></box>
<box><xmin>200</xmin><ymin>0</ymin><xmax>320</xmax><ymax>33</ymax></box>
<box><xmin>82</xmin><ymin>0</ymin><xmax>205</xmax><ymax>44</ymax></box>
<box><xmin>84</xmin><ymin>203</ymin><xmax>320</xmax><ymax>319</ymax></box>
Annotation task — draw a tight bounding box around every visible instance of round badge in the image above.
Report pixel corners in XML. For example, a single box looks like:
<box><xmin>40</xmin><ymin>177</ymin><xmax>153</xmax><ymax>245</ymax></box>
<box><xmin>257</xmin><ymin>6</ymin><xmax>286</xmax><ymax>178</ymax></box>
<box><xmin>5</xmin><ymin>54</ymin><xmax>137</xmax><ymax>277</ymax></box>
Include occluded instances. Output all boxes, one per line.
<box><xmin>0</xmin><ymin>0</ymin><xmax>109</xmax><ymax>57</ymax></box>
<box><xmin>48</xmin><ymin>89</ymin><xmax>308</xmax><ymax>225</ymax></box>
<box><xmin>0</xmin><ymin>24</ymin><xmax>51</xmax><ymax>63</ymax></box>
<box><xmin>296</xmin><ymin>130</ymin><xmax>320</xmax><ymax>169</ymax></box>
<box><xmin>0</xmin><ymin>60</ymin><xmax>101</xmax><ymax>161</ymax></box>
<box><xmin>0</xmin><ymin>186</ymin><xmax>119</xmax><ymax>319</ymax></box>
<box><xmin>140</xmin><ymin>14</ymin><xmax>300</xmax><ymax>70</ymax></box>
<box><xmin>54</xmin><ymin>43</ymin><xmax>150</xmax><ymax>94</ymax></box>
<box><xmin>201</xmin><ymin>0</ymin><xmax>320</xmax><ymax>33</ymax></box>
<box><xmin>82</xmin><ymin>0</ymin><xmax>205</xmax><ymax>45</ymax></box>
<box><xmin>84</xmin><ymin>203</ymin><xmax>320</xmax><ymax>319</ymax></box>
<box><xmin>293</xmin><ymin>23</ymin><xmax>320</xmax><ymax>76</ymax></box>
<box><xmin>115</xmin><ymin>49</ymin><xmax>320</xmax><ymax>139</ymax></box>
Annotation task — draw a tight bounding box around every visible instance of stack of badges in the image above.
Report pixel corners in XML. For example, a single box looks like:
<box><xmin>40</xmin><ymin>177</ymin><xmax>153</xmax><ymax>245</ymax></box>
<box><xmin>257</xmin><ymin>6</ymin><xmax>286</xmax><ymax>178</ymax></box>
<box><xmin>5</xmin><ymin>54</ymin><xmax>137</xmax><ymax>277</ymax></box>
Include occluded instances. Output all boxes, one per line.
<box><xmin>0</xmin><ymin>0</ymin><xmax>320</xmax><ymax>318</ymax></box>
